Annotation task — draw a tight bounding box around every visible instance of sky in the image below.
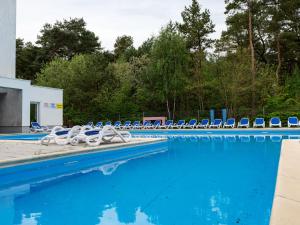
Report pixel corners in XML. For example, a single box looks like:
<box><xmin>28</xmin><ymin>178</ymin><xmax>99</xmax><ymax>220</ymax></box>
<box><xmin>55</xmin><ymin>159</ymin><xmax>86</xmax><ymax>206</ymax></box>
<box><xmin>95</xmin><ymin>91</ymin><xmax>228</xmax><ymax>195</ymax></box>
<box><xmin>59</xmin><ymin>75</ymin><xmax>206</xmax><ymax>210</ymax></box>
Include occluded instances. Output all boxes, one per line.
<box><xmin>16</xmin><ymin>0</ymin><xmax>226</xmax><ymax>51</ymax></box>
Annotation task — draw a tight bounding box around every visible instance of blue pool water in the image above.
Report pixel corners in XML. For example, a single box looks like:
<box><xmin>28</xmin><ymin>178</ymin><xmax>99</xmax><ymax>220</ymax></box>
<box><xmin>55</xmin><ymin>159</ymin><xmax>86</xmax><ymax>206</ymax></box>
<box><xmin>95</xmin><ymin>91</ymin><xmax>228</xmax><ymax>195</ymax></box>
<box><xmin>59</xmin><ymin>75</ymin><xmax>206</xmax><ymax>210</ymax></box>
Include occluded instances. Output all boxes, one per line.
<box><xmin>0</xmin><ymin>130</ymin><xmax>299</xmax><ymax>225</ymax></box>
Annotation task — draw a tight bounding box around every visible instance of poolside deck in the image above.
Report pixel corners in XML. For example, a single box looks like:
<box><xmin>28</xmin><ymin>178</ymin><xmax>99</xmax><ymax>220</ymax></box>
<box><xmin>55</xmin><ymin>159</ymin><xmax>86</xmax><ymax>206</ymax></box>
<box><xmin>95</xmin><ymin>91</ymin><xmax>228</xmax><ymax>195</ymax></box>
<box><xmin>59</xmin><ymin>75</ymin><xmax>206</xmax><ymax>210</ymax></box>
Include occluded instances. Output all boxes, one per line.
<box><xmin>0</xmin><ymin>138</ymin><xmax>166</xmax><ymax>168</ymax></box>
<box><xmin>270</xmin><ymin>139</ymin><xmax>300</xmax><ymax>225</ymax></box>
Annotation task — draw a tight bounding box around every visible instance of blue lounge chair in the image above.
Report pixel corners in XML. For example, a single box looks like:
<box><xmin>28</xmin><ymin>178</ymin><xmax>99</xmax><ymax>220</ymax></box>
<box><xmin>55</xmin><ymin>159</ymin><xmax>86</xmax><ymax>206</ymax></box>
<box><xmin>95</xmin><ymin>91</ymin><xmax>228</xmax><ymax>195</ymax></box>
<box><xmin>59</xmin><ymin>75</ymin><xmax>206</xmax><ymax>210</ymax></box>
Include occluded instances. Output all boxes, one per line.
<box><xmin>122</xmin><ymin>121</ymin><xmax>131</xmax><ymax>129</ymax></box>
<box><xmin>288</xmin><ymin>117</ymin><xmax>299</xmax><ymax>128</ymax></box>
<box><xmin>173</xmin><ymin>120</ymin><xmax>185</xmax><ymax>129</ymax></box>
<box><xmin>153</xmin><ymin>120</ymin><xmax>161</xmax><ymax>129</ymax></box>
<box><xmin>238</xmin><ymin>118</ymin><xmax>250</xmax><ymax>128</ymax></box>
<box><xmin>184</xmin><ymin>119</ymin><xmax>197</xmax><ymax>129</ymax></box>
<box><xmin>197</xmin><ymin>119</ymin><xmax>209</xmax><ymax>128</ymax></box>
<box><xmin>143</xmin><ymin>121</ymin><xmax>152</xmax><ymax>129</ymax></box>
<box><xmin>160</xmin><ymin>120</ymin><xmax>173</xmax><ymax>129</ymax></box>
<box><xmin>105</xmin><ymin>121</ymin><xmax>112</xmax><ymax>126</ymax></box>
<box><xmin>253</xmin><ymin>118</ymin><xmax>265</xmax><ymax>128</ymax></box>
<box><xmin>86</xmin><ymin>121</ymin><xmax>94</xmax><ymax>127</ymax></box>
<box><xmin>223</xmin><ymin>118</ymin><xmax>235</xmax><ymax>128</ymax></box>
<box><xmin>269</xmin><ymin>117</ymin><xmax>281</xmax><ymax>128</ymax></box>
<box><xmin>131</xmin><ymin>121</ymin><xmax>141</xmax><ymax>129</ymax></box>
<box><xmin>31</xmin><ymin>122</ymin><xmax>50</xmax><ymax>132</ymax></box>
<box><xmin>114</xmin><ymin>121</ymin><xmax>122</xmax><ymax>129</ymax></box>
<box><xmin>209</xmin><ymin>119</ymin><xmax>222</xmax><ymax>128</ymax></box>
<box><xmin>95</xmin><ymin>122</ymin><xmax>103</xmax><ymax>128</ymax></box>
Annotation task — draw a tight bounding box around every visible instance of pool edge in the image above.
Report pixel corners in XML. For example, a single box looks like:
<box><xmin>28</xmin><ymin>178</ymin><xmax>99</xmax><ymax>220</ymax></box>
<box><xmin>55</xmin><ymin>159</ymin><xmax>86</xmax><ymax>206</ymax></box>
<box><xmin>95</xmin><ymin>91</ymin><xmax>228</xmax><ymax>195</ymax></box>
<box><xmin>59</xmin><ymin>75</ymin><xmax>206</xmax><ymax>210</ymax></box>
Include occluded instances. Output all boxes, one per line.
<box><xmin>269</xmin><ymin>139</ymin><xmax>300</xmax><ymax>225</ymax></box>
<box><xmin>0</xmin><ymin>138</ymin><xmax>167</xmax><ymax>168</ymax></box>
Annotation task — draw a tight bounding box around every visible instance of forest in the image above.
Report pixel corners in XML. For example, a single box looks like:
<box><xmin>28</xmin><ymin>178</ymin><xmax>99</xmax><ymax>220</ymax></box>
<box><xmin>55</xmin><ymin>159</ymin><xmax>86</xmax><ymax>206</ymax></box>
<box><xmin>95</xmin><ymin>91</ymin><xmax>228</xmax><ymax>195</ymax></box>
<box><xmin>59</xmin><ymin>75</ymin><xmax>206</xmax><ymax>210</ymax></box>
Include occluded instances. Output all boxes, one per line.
<box><xmin>16</xmin><ymin>0</ymin><xmax>300</xmax><ymax>125</ymax></box>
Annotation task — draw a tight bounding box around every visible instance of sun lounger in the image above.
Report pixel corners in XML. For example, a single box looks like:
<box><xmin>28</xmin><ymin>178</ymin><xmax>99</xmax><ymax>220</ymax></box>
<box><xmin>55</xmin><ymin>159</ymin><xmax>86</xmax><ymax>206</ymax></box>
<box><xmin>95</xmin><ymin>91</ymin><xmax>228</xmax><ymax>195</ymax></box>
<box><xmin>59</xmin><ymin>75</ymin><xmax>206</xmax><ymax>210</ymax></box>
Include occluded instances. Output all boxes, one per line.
<box><xmin>288</xmin><ymin>117</ymin><xmax>299</xmax><ymax>128</ymax></box>
<box><xmin>132</xmin><ymin>121</ymin><xmax>141</xmax><ymax>129</ymax></box>
<box><xmin>41</xmin><ymin>125</ymin><xmax>84</xmax><ymax>145</ymax></box>
<box><xmin>209</xmin><ymin>119</ymin><xmax>222</xmax><ymax>128</ymax></box>
<box><xmin>31</xmin><ymin>122</ymin><xmax>50</xmax><ymax>132</ymax></box>
<box><xmin>113</xmin><ymin>121</ymin><xmax>122</xmax><ymax>129</ymax></box>
<box><xmin>238</xmin><ymin>118</ymin><xmax>250</xmax><ymax>128</ymax></box>
<box><xmin>269</xmin><ymin>117</ymin><xmax>282</xmax><ymax>128</ymax></box>
<box><xmin>223</xmin><ymin>118</ymin><xmax>235</xmax><ymax>128</ymax></box>
<box><xmin>197</xmin><ymin>119</ymin><xmax>209</xmax><ymax>128</ymax></box>
<box><xmin>85</xmin><ymin>125</ymin><xmax>132</xmax><ymax>146</ymax></box>
<box><xmin>152</xmin><ymin>120</ymin><xmax>161</xmax><ymax>129</ymax></box>
<box><xmin>122</xmin><ymin>121</ymin><xmax>131</xmax><ymax>129</ymax></box>
<box><xmin>173</xmin><ymin>120</ymin><xmax>185</xmax><ymax>129</ymax></box>
<box><xmin>253</xmin><ymin>118</ymin><xmax>265</xmax><ymax>128</ymax></box>
<box><xmin>160</xmin><ymin>120</ymin><xmax>173</xmax><ymax>129</ymax></box>
<box><xmin>95</xmin><ymin>122</ymin><xmax>103</xmax><ymax>128</ymax></box>
<box><xmin>105</xmin><ymin>121</ymin><xmax>112</xmax><ymax>126</ymax></box>
<box><xmin>184</xmin><ymin>119</ymin><xmax>197</xmax><ymax>129</ymax></box>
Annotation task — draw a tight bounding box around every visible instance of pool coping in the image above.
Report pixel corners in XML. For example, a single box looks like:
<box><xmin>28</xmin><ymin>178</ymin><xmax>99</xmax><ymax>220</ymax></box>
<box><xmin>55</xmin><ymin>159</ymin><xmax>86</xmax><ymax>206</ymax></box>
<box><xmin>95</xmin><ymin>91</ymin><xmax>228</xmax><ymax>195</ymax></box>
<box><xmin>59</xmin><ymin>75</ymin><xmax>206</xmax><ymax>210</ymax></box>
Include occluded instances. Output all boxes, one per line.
<box><xmin>0</xmin><ymin>138</ymin><xmax>167</xmax><ymax>168</ymax></box>
<box><xmin>270</xmin><ymin>139</ymin><xmax>300</xmax><ymax>225</ymax></box>
<box><xmin>1</xmin><ymin>127</ymin><xmax>300</xmax><ymax>136</ymax></box>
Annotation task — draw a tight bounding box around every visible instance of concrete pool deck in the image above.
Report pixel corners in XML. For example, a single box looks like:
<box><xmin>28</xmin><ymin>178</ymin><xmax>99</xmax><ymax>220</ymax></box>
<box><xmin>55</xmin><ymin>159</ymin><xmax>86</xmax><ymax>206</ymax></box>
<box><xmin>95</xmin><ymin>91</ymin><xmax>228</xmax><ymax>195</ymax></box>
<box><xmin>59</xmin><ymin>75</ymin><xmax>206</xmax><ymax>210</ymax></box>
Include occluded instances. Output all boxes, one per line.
<box><xmin>270</xmin><ymin>139</ymin><xmax>300</xmax><ymax>225</ymax></box>
<box><xmin>0</xmin><ymin>138</ymin><xmax>166</xmax><ymax>168</ymax></box>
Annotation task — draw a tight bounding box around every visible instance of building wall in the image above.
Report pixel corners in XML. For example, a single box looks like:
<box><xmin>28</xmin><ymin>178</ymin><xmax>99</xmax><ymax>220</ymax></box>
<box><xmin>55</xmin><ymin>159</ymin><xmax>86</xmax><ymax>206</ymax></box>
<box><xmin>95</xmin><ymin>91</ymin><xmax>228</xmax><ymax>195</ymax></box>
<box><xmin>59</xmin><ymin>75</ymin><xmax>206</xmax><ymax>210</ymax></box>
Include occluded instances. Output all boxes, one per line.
<box><xmin>29</xmin><ymin>85</ymin><xmax>63</xmax><ymax>126</ymax></box>
<box><xmin>0</xmin><ymin>0</ymin><xmax>16</xmax><ymax>78</ymax></box>
<box><xmin>0</xmin><ymin>87</ymin><xmax>22</xmax><ymax>126</ymax></box>
<box><xmin>0</xmin><ymin>77</ymin><xmax>63</xmax><ymax>127</ymax></box>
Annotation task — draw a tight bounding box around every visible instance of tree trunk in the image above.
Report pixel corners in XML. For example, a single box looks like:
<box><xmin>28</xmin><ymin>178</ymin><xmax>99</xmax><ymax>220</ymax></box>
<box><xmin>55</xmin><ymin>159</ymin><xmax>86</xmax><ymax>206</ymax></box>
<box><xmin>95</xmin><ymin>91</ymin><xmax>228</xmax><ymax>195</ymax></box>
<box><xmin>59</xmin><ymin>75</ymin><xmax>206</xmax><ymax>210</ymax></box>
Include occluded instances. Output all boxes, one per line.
<box><xmin>248</xmin><ymin>0</ymin><xmax>256</xmax><ymax>116</ymax></box>
<box><xmin>166</xmin><ymin>99</ymin><xmax>171</xmax><ymax>119</ymax></box>
<box><xmin>275</xmin><ymin>33</ymin><xmax>281</xmax><ymax>83</ymax></box>
<box><xmin>172</xmin><ymin>96</ymin><xmax>176</xmax><ymax>120</ymax></box>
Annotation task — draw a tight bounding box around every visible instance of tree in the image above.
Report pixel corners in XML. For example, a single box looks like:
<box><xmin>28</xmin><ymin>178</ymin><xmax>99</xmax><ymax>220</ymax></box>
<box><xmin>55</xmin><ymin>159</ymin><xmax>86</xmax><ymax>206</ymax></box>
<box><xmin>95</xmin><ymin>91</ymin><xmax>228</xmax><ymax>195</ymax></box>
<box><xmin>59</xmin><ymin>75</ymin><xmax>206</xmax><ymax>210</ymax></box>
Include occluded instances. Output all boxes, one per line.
<box><xmin>36</xmin><ymin>53</ymin><xmax>114</xmax><ymax>125</ymax></box>
<box><xmin>225</xmin><ymin>0</ymin><xmax>257</xmax><ymax>115</ymax></box>
<box><xmin>178</xmin><ymin>0</ymin><xmax>215</xmax><ymax>110</ymax></box>
<box><xmin>36</xmin><ymin>18</ymin><xmax>101</xmax><ymax>60</ymax></box>
<box><xmin>16</xmin><ymin>39</ymin><xmax>44</xmax><ymax>81</ymax></box>
<box><xmin>113</xmin><ymin>35</ymin><xmax>135</xmax><ymax>60</ymax></box>
<box><xmin>148</xmin><ymin>23</ymin><xmax>190</xmax><ymax>119</ymax></box>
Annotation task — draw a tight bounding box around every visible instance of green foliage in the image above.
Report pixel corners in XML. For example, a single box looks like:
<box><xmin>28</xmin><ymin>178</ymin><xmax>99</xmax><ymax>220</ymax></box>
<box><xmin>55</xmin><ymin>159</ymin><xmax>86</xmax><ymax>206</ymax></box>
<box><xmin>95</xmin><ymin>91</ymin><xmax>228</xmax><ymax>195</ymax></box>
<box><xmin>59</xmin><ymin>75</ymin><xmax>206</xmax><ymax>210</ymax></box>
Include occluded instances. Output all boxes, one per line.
<box><xmin>37</xmin><ymin>18</ymin><xmax>101</xmax><ymax>60</ymax></box>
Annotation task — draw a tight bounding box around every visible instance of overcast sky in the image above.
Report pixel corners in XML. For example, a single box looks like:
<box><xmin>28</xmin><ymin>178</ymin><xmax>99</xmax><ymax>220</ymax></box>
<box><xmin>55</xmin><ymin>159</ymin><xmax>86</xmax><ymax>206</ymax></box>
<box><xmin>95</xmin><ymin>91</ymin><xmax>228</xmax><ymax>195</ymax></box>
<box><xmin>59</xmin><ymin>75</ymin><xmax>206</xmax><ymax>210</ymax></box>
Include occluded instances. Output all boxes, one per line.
<box><xmin>16</xmin><ymin>0</ymin><xmax>226</xmax><ymax>51</ymax></box>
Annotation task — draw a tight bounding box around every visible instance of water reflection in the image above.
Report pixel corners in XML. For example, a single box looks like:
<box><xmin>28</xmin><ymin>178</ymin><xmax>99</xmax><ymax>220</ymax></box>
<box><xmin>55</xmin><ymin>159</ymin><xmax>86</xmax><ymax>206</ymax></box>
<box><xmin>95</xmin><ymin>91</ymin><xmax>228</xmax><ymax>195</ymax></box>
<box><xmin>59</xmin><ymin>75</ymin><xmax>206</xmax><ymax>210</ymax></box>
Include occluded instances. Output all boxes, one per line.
<box><xmin>97</xmin><ymin>207</ymin><xmax>154</xmax><ymax>225</ymax></box>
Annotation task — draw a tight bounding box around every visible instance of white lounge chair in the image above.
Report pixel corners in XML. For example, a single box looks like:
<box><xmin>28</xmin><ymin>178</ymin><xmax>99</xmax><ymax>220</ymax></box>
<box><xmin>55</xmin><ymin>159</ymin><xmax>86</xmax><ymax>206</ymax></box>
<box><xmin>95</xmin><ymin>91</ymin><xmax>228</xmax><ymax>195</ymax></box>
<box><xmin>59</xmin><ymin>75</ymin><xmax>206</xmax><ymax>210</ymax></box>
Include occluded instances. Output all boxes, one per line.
<box><xmin>40</xmin><ymin>125</ymin><xmax>82</xmax><ymax>145</ymax></box>
<box><xmin>85</xmin><ymin>125</ymin><xmax>131</xmax><ymax>146</ymax></box>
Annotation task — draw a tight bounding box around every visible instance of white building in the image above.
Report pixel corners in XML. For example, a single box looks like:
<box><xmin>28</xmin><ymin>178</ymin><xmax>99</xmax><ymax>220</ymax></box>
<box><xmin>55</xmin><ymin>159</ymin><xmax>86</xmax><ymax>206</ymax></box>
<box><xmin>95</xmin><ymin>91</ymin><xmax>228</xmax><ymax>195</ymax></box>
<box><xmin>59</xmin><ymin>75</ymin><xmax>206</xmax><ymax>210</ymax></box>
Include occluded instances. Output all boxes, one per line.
<box><xmin>0</xmin><ymin>0</ymin><xmax>63</xmax><ymax>132</ymax></box>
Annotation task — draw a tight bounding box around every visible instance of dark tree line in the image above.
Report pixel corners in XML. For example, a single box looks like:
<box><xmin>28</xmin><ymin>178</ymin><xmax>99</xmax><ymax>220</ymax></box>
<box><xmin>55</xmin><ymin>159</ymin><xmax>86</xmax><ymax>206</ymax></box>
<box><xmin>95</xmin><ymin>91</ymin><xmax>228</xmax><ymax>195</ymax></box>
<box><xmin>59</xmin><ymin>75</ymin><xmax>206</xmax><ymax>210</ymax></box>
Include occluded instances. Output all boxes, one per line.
<box><xmin>17</xmin><ymin>0</ymin><xmax>300</xmax><ymax>125</ymax></box>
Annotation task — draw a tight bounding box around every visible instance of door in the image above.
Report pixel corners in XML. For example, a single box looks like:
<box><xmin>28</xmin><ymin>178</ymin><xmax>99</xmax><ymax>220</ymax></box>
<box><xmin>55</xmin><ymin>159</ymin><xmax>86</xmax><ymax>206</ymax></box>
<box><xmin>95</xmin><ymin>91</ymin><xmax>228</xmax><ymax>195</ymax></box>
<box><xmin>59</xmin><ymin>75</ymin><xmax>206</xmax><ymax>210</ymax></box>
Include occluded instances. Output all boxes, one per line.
<box><xmin>30</xmin><ymin>102</ymin><xmax>39</xmax><ymax>123</ymax></box>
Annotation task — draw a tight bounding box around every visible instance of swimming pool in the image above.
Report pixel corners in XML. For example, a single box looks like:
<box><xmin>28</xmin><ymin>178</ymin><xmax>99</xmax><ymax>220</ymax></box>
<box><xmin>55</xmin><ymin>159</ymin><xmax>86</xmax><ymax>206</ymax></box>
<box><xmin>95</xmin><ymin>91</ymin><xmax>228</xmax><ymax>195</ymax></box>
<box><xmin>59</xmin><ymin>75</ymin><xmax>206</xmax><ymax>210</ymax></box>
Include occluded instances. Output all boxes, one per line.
<box><xmin>0</xmin><ymin>130</ymin><xmax>299</xmax><ymax>225</ymax></box>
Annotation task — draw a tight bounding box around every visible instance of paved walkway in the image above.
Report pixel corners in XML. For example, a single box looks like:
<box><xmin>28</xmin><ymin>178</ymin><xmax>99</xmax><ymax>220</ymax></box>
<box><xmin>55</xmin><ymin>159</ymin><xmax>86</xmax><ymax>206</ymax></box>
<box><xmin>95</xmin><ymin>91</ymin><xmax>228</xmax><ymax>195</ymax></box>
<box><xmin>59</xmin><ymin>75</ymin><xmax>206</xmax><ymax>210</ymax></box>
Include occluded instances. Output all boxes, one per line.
<box><xmin>270</xmin><ymin>139</ymin><xmax>300</xmax><ymax>225</ymax></box>
<box><xmin>0</xmin><ymin>138</ymin><xmax>165</xmax><ymax>167</ymax></box>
